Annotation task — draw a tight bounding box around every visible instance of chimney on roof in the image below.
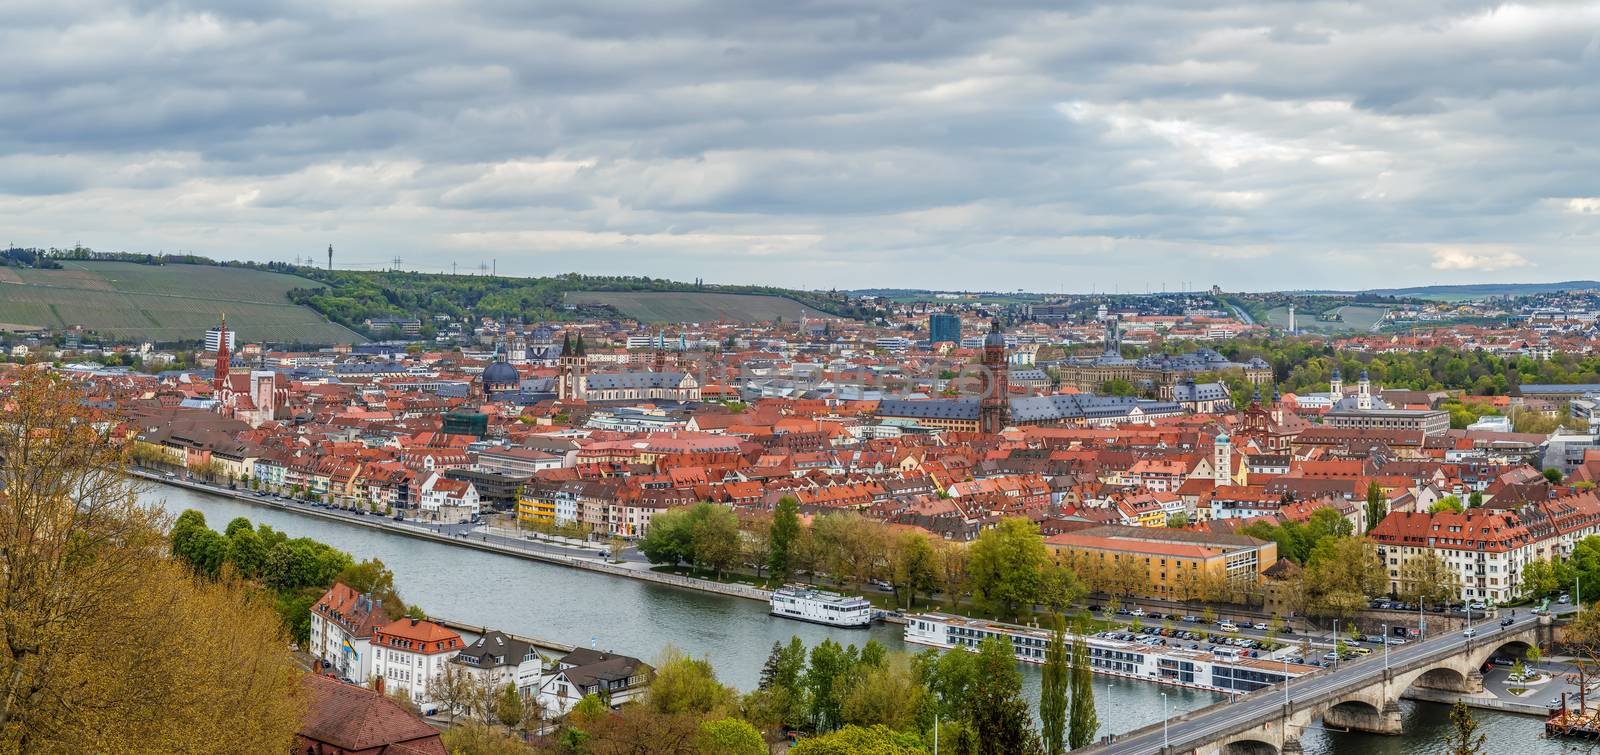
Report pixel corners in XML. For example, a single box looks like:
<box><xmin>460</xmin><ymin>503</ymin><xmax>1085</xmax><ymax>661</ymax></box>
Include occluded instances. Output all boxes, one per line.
<box><xmin>410</xmin><ymin>617</ymin><xmax>420</xmax><ymax>626</ymax></box>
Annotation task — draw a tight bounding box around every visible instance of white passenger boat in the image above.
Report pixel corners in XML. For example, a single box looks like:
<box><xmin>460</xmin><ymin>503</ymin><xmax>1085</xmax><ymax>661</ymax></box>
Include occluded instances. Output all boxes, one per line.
<box><xmin>769</xmin><ymin>586</ymin><xmax>874</xmax><ymax>628</ymax></box>
<box><xmin>905</xmin><ymin>612</ymin><xmax>1316</xmax><ymax>693</ymax></box>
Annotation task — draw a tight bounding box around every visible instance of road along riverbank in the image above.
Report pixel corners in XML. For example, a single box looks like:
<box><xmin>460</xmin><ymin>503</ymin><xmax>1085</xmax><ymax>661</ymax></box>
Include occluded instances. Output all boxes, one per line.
<box><xmin>132</xmin><ymin>470</ymin><xmax>771</xmax><ymax>602</ymax></box>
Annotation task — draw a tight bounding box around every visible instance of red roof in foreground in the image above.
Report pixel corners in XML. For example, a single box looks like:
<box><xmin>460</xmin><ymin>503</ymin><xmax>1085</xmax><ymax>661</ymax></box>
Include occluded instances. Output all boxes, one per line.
<box><xmin>298</xmin><ymin>674</ymin><xmax>447</xmax><ymax>755</ymax></box>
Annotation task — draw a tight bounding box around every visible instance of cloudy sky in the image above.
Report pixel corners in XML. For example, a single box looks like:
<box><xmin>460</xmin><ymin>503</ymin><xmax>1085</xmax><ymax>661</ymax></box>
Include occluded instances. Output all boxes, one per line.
<box><xmin>3</xmin><ymin>1</ymin><xmax>1598</xmax><ymax>291</ymax></box>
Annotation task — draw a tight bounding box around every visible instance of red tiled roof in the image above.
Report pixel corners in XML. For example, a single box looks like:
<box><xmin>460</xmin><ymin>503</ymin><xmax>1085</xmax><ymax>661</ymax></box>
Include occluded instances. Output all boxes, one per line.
<box><xmin>299</xmin><ymin>675</ymin><xmax>447</xmax><ymax>755</ymax></box>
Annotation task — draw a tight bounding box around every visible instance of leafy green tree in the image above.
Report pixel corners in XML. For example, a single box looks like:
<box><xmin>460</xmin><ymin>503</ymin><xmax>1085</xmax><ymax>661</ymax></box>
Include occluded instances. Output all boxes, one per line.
<box><xmin>768</xmin><ymin>496</ymin><xmax>801</xmax><ymax>582</ymax></box>
<box><xmin>223</xmin><ymin>526</ymin><xmax>267</xmax><ymax>578</ymax></box>
<box><xmin>646</xmin><ymin>646</ymin><xmax>738</xmax><ymax>717</ymax></box>
<box><xmin>689</xmin><ymin>503</ymin><xmax>741</xmax><ymax>578</ymax></box>
<box><xmin>640</xmin><ymin>506</ymin><xmax>697</xmax><ymax>566</ymax></box>
<box><xmin>1545</xmin><ymin>468</ymin><xmax>1565</xmax><ymax>485</ymax></box>
<box><xmin>789</xmin><ymin>725</ymin><xmax>928</xmax><ymax>754</ymax></box>
<box><xmin>169</xmin><ymin>509</ymin><xmax>208</xmax><ymax>564</ymax></box>
<box><xmin>889</xmin><ymin>530</ymin><xmax>940</xmax><ymax>610</ymax></box>
<box><xmin>1468</xmin><ymin>491</ymin><xmax>1484</xmax><ymax>509</ymax></box>
<box><xmin>968</xmin><ymin>517</ymin><xmax>1048</xmax><ymax>619</ymax></box>
<box><xmin>695</xmin><ymin>717</ymin><xmax>765</xmax><ymax>755</ymax></box>
<box><xmin>1068</xmin><ymin>628</ymin><xmax>1098</xmax><ymax>749</ymax></box>
<box><xmin>913</xmin><ymin>647</ymin><xmax>976</xmax><ymax>724</ymax></box>
<box><xmin>969</xmin><ymin>636</ymin><xmax>1043</xmax><ymax>755</ymax></box>
<box><xmin>806</xmin><ymin>639</ymin><xmax>852</xmax><ymax>732</ymax></box>
<box><xmin>1038</xmin><ymin>560</ymin><xmax>1085</xmax><ymax>615</ymax></box>
<box><xmin>838</xmin><ymin>653</ymin><xmax>928</xmax><ymax>733</ymax></box>
<box><xmin>1306</xmin><ymin>536</ymin><xmax>1385</xmax><ymax>621</ymax></box>
<box><xmin>1364</xmin><ymin>481</ymin><xmax>1387</xmax><ymax>533</ymax></box>
<box><xmin>1430</xmin><ymin>495</ymin><xmax>1464</xmax><ymax>514</ymax></box>
<box><xmin>493</xmin><ymin>683</ymin><xmax>524</xmax><ymax>729</ymax></box>
<box><xmin>1040</xmin><ymin>617</ymin><xmax>1069</xmax><ymax>755</ymax></box>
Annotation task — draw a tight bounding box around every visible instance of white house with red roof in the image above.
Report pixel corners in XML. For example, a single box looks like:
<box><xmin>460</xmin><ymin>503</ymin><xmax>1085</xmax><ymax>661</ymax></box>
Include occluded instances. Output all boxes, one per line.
<box><xmin>417</xmin><ymin>472</ymin><xmax>480</xmax><ymax>523</ymax></box>
<box><xmin>371</xmin><ymin>617</ymin><xmax>464</xmax><ymax>708</ymax></box>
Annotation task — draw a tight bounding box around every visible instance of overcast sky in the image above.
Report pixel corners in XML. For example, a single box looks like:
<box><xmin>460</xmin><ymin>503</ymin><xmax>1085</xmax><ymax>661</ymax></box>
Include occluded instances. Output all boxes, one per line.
<box><xmin>3</xmin><ymin>1</ymin><xmax>1597</xmax><ymax>292</ymax></box>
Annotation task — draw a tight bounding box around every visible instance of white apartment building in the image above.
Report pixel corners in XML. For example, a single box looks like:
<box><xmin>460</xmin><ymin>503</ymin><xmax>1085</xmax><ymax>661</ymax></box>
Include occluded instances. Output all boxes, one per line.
<box><xmin>371</xmin><ymin>618</ymin><xmax>464</xmax><ymax>708</ymax></box>
<box><xmin>308</xmin><ymin>582</ymin><xmax>388</xmax><ymax>684</ymax></box>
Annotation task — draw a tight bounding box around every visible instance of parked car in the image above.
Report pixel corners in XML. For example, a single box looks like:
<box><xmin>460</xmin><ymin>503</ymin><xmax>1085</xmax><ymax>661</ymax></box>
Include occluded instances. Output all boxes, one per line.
<box><xmin>1560</xmin><ymin>594</ymin><xmax>1572</xmax><ymax>604</ymax></box>
<box><xmin>1182</xmin><ymin>615</ymin><xmax>1200</xmax><ymax>623</ymax></box>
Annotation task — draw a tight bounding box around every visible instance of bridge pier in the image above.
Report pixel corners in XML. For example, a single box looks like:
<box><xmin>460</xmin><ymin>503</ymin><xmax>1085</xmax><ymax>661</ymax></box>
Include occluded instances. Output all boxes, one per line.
<box><xmin>1323</xmin><ymin>700</ymin><xmax>1404</xmax><ymax>735</ymax></box>
<box><xmin>1280</xmin><ymin>737</ymin><xmax>1303</xmax><ymax>754</ymax></box>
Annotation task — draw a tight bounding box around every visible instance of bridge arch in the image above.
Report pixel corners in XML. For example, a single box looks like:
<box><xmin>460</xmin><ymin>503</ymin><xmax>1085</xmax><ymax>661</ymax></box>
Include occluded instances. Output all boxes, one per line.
<box><xmin>1409</xmin><ymin>666</ymin><xmax>1469</xmax><ymax>692</ymax></box>
<box><xmin>1326</xmin><ymin>698</ymin><xmax>1382</xmax><ymax>717</ymax></box>
<box><xmin>1221</xmin><ymin>739</ymin><xmax>1280</xmax><ymax>755</ymax></box>
<box><xmin>1481</xmin><ymin>639</ymin><xmax>1534</xmax><ymax>664</ymax></box>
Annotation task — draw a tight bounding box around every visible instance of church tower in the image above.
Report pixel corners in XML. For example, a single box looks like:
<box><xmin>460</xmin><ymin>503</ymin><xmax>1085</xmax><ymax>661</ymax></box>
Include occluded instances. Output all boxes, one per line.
<box><xmin>979</xmin><ymin>319</ymin><xmax>1010</xmax><ymax>434</ymax></box>
<box><xmin>1213</xmin><ymin>432</ymin><xmax>1232</xmax><ymax>485</ymax></box>
<box><xmin>212</xmin><ymin>313</ymin><xmax>230</xmax><ymax>393</ymax></box>
<box><xmin>1329</xmin><ymin>368</ymin><xmax>1343</xmax><ymax>400</ymax></box>
<box><xmin>1357</xmin><ymin>369</ymin><xmax>1373</xmax><ymax>410</ymax></box>
<box><xmin>559</xmin><ymin>332</ymin><xmax>589</xmax><ymax>401</ymax></box>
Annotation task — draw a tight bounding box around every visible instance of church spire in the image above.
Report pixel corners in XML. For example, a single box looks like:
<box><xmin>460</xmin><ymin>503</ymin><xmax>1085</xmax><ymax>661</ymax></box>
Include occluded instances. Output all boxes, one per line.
<box><xmin>212</xmin><ymin>313</ymin><xmax>230</xmax><ymax>393</ymax></box>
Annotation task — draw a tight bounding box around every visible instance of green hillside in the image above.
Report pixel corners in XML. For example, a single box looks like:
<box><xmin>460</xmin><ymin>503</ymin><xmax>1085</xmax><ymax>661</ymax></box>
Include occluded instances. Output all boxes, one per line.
<box><xmin>565</xmin><ymin>291</ymin><xmax>836</xmax><ymax>323</ymax></box>
<box><xmin>0</xmin><ymin>261</ymin><xmax>364</xmax><ymax>344</ymax></box>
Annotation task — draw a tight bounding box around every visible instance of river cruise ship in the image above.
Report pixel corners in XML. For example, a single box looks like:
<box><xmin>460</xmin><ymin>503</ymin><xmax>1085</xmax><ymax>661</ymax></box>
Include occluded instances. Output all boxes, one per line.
<box><xmin>769</xmin><ymin>586</ymin><xmax>874</xmax><ymax>628</ymax></box>
<box><xmin>906</xmin><ymin>612</ymin><xmax>1316</xmax><ymax>693</ymax></box>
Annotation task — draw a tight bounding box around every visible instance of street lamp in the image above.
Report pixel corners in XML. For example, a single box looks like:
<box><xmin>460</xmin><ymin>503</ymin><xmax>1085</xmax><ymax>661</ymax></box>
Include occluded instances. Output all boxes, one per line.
<box><xmin>1283</xmin><ymin>656</ymin><xmax>1291</xmax><ymax>709</ymax></box>
<box><xmin>1161</xmin><ymin>692</ymin><xmax>1169</xmax><ymax>752</ymax></box>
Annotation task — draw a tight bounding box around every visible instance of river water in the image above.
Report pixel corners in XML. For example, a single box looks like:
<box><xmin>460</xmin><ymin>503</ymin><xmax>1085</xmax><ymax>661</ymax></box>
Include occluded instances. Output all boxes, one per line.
<box><xmin>148</xmin><ymin>485</ymin><xmax>1593</xmax><ymax>750</ymax></box>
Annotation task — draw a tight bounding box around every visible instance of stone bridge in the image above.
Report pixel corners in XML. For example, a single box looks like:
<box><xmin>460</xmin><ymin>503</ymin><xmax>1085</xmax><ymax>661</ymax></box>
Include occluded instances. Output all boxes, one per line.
<box><xmin>1199</xmin><ymin>624</ymin><xmax>1546</xmax><ymax>755</ymax></box>
<box><xmin>1086</xmin><ymin>614</ymin><xmax>1556</xmax><ymax>755</ymax></box>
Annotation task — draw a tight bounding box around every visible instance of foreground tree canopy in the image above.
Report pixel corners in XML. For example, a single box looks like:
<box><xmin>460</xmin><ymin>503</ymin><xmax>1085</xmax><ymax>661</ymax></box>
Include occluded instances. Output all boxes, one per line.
<box><xmin>0</xmin><ymin>370</ymin><xmax>304</xmax><ymax>751</ymax></box>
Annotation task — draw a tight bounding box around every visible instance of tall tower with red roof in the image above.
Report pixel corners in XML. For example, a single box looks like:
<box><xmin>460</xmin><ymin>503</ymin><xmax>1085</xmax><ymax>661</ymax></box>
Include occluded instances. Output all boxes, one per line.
<box><xmin>213</xmin><ymin>313</ymin><xmax>230</xmax><ymax>392</ymax></box>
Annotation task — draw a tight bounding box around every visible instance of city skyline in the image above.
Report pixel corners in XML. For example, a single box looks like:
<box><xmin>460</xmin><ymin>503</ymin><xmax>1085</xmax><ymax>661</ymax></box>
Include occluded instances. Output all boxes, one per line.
<box><xmin>4</xmin><ymin>1</ymin><xmax>1597</xmax><ymax>291</ymax></box>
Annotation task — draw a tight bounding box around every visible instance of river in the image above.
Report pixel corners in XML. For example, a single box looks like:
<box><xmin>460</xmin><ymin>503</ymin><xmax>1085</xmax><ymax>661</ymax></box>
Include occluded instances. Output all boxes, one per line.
<box><xmin>148</xmin><ymin>485</ymin><xmax>1593</xmax><ymax>750</ymax></box>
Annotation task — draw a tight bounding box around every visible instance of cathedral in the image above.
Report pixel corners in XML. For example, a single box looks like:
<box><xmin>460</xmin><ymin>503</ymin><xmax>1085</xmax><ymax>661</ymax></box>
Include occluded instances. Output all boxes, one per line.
<box><xmin>556</xmin><ymin>332</ymin><xmax>701</xmax><ymax>404</ymax></box>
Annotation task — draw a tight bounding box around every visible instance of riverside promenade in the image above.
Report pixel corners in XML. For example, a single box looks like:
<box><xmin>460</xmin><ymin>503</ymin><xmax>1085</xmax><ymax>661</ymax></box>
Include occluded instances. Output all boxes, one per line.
<box><xmin>135</xmin><ymin>470</ymin><xmax>773</xmax><ymax>603</ymax></box>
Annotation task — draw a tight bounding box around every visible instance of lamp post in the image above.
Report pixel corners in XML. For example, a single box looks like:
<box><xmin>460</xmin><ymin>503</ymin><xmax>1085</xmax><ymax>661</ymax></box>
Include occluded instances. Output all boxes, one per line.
<box><xmin>1382</xmin><ymin>623</ymin><xmax>1390</xmax><ymax>670</ymax></box>
<box><xmin>1161</xmin><ymin>692</ymin><xmax>1169</xmax><ymax>752</ymax></box>
<box><xmin>1283</xmin><ymin>656</ymin><xmax>1291</xmax><ymax>709</ymax></box>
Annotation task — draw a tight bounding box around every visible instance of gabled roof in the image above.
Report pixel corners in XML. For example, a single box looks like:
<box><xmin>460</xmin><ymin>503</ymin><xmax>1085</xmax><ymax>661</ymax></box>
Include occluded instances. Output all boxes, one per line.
<box><xmin>299</xmin><ymin>675</ymin><xmax>447</xmax><ymax>755</ymax></box>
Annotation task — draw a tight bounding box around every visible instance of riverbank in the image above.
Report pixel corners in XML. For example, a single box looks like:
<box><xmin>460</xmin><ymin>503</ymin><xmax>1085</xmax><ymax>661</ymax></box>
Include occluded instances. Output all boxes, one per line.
<box><xmin>1402</xmin><ymin>686</ymin><xmax>1551</xmax><ymax>717</ymax></box>
<box><xmin>133</xmin><ymin>471</ymin><xmax>773</xmax><ymax>603</ymax></box>
<box><xmin>431</xmin><ymin>616</ymin><xmax>575</xmax><ymax>654</ymax></box>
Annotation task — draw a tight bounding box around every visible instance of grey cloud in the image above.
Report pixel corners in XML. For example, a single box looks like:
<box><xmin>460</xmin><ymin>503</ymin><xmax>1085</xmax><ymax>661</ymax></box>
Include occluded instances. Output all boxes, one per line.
<box><xmin>1</xmin><ymin>0</ymin><xmax>1596</xmax><ymax>289</ymax></box>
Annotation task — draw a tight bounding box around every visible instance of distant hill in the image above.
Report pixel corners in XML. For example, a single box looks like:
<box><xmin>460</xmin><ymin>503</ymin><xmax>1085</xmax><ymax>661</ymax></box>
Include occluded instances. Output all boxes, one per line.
<box><xmin>1350</xmin><ymin>281</ymin><xmax>1600</xmax><ymax>300</ymax></box>
<box><xmin>564</xmin><ymin>291</ymin><xmax>836</xmax><ymax>323</ymax></box>
<box><xmin>0</xmin><ymin>261</ymin><xmax>364</xmax><ymax>344</ymax></box>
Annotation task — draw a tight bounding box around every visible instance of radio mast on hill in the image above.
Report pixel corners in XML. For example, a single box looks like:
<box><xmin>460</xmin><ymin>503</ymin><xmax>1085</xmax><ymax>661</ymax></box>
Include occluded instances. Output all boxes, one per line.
<box><xmin>327</xmin><ymin>244</ymin><xmax>333</xmax><ymax>270</ymax></box>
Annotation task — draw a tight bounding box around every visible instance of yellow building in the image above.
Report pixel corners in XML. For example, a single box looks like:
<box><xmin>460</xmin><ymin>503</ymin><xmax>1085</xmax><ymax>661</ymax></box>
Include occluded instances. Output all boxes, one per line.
<box><xmin>1045</xmin><ymin>525</ymin><xmax>1276</xmax><ymax>600</ymax></box>
<box><xmin>517</xmin><ymin>494</ymin><xmax>556</xmax><ymax>525</ymax></box>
